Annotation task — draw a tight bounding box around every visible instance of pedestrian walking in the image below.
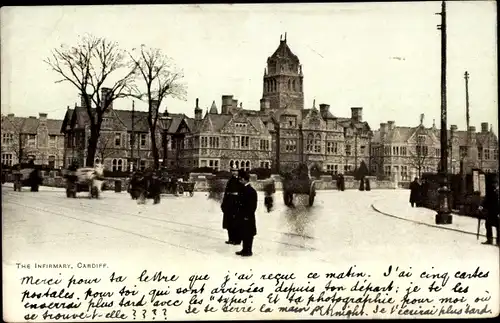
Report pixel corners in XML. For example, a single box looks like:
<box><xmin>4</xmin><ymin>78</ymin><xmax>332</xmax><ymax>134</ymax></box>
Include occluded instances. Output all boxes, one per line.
<box><xmin>409</xmin><ymin>177</ymin><xmax>421</xmax><ymax>207</ymax></box>
<box><xmin>264</xmin><ymin>179</ymin><xmax>275</xmax><ymax>212</ymax></box>
<box><xmin>478</xmin><ymin>176</ymin><xmax>499</xmax><ymax>246</ymax></box>
<box><xmin>235</xmin><ymin>170</ymin><xmax>258</xmax><ymax>257</ymax></box>
<box><xmin>221</xmin><ymin>166</ymin><xmax>242</xmax><ymax>245</ymax></box>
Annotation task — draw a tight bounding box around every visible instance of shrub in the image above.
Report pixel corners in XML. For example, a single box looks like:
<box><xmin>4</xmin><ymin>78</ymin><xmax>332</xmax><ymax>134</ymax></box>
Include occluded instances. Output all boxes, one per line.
<box><xmin>250</xmin><ymin>167</ymin><xmax>272</xmax><ymax>180</ymax></box>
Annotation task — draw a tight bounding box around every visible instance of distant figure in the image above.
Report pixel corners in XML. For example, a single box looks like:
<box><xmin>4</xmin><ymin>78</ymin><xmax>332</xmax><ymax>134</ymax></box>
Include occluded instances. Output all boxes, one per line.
<box><xmin>409</xmin><ymin>177</ymin><xmax>421</xmax><ymax>208</ymax></box>
<box><xmin>264</xmin><ymin>179</ymin><xmax>276</xmax><ymax>212</ymax></box>
<box><xmin>478</xmin><ymin>177</ymin><xmax>499</xmax><ymax>246</ymax></box>
<box><xmin>235</xmin><ymin>170</ymin><xmax>258</xmax><ymax>257</ymax></box>
<box><xmin>221</xmin><ymin>166</ymin><xmax>242</xmax><ymax>245</ymax></box>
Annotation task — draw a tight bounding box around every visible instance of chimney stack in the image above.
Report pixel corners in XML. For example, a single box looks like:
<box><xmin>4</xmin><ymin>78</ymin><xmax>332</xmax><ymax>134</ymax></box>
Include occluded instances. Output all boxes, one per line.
<box><xmin>221</xmin><ymin>95</ymin><xmax>233</xmax><ymax>114</ymax></box>
<box><xmin>80</xmin><ymin>94</ymin><xmax>87</xmax><ymax>107</ymax></box>
<box><xmin>319</xmin><ymin>104</ymin><xmax>330</xmax><ymax>116</ymax></box>
<box><xmin>7</xmin><ymin>113</ymin><xmax>14</xmax><ymax>117</ymax></box>
<box><xmin>194</xmin><ymin>98</ymin><xmax>202</xmax><ymax>120</ymax></box>
<box><xmin>481</xmin><ymin>122</ymin><xmax>489</xmax><ymax>133</ymax></box>
<box><xmin>39</xmin><ymin>113</ymin><xmax>47</xmax><ymax>120</ymax></box>
<box><xmin>101</xmin><ymin>87</ymin><xmax>113</xmax><ymax>109</ymax></box>
<box><xmin>387</xmin><ymin>120</ymin><xmax>395</xmax><ymax>130</ymax></box>
<box><xmin>351</xmin><ymin>107</ymin><xmax>363</xmax><ymax>122</ymax></box>
<box><xmin>468</xmin><ymin>126</ymin><xmax>476</xmax><ymax>133</ymax></box>
<box><xmin>450</xmin><ymin>124</ymin><xmax>458</xmax><ymax>132</ymax></box>
<box><xmin>260</xmin><ymin>98</ymin><xmax>270</xmax><ymax>112</ymax></box>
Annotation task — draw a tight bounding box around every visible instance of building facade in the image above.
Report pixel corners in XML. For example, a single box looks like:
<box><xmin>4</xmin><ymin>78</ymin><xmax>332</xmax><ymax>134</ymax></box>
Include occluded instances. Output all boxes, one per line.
<box><xmin>60</xmin><ymin>37</ymin><xmax>375</xmax><ymax>173</ymax></box>
<box><xmin>370</xmin><ymin>117</ymin><xmax>498</xmax><ymax>181</ymax></box>
<box><xmin>1</xmin><ymin>113</ymin><xmax>65</xmax><ymax>168</ymax></box>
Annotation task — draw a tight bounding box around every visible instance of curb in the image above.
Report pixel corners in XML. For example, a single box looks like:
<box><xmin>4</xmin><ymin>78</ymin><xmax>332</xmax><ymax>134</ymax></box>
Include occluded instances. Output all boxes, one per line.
<box><xmin>371</xmin><ymin>203</ymin><xmax>486</xmax><ymax>238</ymax></box>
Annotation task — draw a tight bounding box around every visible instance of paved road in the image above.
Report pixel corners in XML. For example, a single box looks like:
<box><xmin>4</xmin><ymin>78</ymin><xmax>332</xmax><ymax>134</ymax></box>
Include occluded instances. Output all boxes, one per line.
<box><xmin>2</xmin><ymin>186</ymin><xmax>498</xmax><ymax>267</ymax></box>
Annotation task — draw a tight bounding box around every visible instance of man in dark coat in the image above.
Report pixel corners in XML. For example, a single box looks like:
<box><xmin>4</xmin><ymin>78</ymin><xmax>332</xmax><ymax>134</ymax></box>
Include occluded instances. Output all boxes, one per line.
<box><xmin>235</xmin><ymin>170</ymin><xmax>258</xmax><ymax>257</ymax></box>
<box><xmin>409</xmin><ymin>177</ymin><xmax>421</xmax><ymax>207</ymax></box>
<box><xmin>221</xmin><ymin>166</ymin><xmax>242</xmax><ymax>245</ymax></box>
<box><xmin>479</xmin><ymin>176</ymin><xmax>499</xmax><ymax>246</ymax></box>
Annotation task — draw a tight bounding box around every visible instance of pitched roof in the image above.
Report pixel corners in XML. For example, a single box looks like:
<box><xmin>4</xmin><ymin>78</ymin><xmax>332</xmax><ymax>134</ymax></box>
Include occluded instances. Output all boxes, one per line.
<box><xmin>1</xmin><ymin>115</ymin><xmax>63</xmax><ymax>135</ymax></box>
<box><xmin>270</xmin><ymin>39</ymin><xmax>299</xmax><ymax>62</ymax></box>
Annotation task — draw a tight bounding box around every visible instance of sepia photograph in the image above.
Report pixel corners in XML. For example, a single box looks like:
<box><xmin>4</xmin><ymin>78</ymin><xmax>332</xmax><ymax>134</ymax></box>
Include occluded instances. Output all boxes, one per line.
<box><xmin>1</xmin><ymin>2</ymin><xmax>499</xmax><ymax>321</ymax></box>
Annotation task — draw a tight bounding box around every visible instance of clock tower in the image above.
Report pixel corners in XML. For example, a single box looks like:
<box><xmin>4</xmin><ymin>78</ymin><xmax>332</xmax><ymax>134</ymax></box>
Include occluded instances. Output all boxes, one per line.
<box><xmin>262</xmin><ymin>34</ymin><xmax>304</xmax><ymax>111</ymax></box>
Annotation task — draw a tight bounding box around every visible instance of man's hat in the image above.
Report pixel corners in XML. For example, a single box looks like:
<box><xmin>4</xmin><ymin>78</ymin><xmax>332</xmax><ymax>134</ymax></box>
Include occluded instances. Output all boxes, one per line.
<box><xmin>238</xmin><ymin>169</ymin><xmax>250</xmax><ymax>181</ymax></box>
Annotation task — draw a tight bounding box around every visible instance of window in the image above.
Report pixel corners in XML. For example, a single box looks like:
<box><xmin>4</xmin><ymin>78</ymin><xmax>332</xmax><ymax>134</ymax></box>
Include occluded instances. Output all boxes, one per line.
<box><xmin>400</xmin><ymin>166</ymin><xmax>408</xmax><ymax>181</ymax></box>
<box><xmin>1</xmin><ymin>153</ymin><xmax>13</xmax><ymax>166</ymax></box>
<box><xmin>306</xmin><ymin>134</ymin><xmax>314</xmax><ymax>151</ymax></box>
<box><xmin>478</xmin><ymin>146</ymin><xmax>483</xmax><ymax>159</ymax></box>
<box><xmin>235</xmin><ymin>123</ymin><xmax>247</xmax><ymax>131</ymax></box>
<box><xmin>140</xmin><ymin>134</ymin><xmax>147</xmax><ymax>147</ymax></box>
<box><xmin>285</xmin><ymin>139</ymin><xmax>296</xmax><ymax>152</ymax></box>
<box><xmin>325</xmin><ymin>164</ymin><xmax>338</xmax><ymax>174</ymax></box>
<box><xmin>326</xmin><ymin>142</ymin><xmax>338</xmax><ymax>154</ymax></box>
<box><xmin>49</xmin><ymin>135</ymin><xmax>57</xmax><ymax>148</ymax></box>
<box><xmin>485</xmin><ymin>149</ymin><xmax>490</xmax><ymax>160</ymax></box>
<box><xmin>241</xmin><ymin>136</ymin><xmax>250</xmax><ymax>149</ymax></box>
<box><xmin>112</xmin><ymin>159</ymin><xmax>123</xmax><ymax>172</ymax></box>
<box><xmin>232</xmin><ymin>136</ymin><xmax>240</xmax><ymax>149</ymax></box>
<box><xmin>95</xmin><ymin>158</ymin><xmax>100</xmax><ymax>165</ymax></box>
<box><xmin>208</xmin><ymin>137</ymin><xmax>219</xmax><ymax>148</ymax></box>
<box><xmin>244</xmin><ymin>161</ymin><xmax>251</xmax><ymax>171</ymax></box>
<box><xmin>140</xmin><ymin>160</ymin><xmax>146</xmax><ymax>171</ymax></box>
<box><xmin>435</xmin><ymin>148</ymin><xmax>440</xmax><ymax>157</ymax></box>
<box><xmin>114</xmin><ymin>133</ymin><xmax>121</xmax><ymax>147</ymax></box>
<box><xmin>260</xmin><ymin>161</ymin><xmax>270</xmax><ymax>168</ymax></box>
<box><xmin>416</xmin><ymin>145</ymin><xmax>428</xmax><ymax>156</ymax></box>
<box><xmin>2</xmin><ymin>133</ymin><xmax>13</xmax><ymax>145</ymax></box>
<box><xmin>494</xmin><ymin>150</ymin><xmax>498</xmax><ymax>160</ymax></box>
<box><xmin>345</xmin><ymin>145</ymin><xmax>352</xmax><ymax>156</ymax></box>
<box><xmin>208</xmin><ymin>159</ymin><xmax>219</xmax><ymax>171</ymax></box>
<box><xmin>48</xmin><ymin>156</ymin><xmax>56</xmax><ymax>169</ymax></box>
<box><xmin>384</xmin><ymin>146</ymin><xmax>390</xmax><ymax>155</ymax></box>
<box><xmin>360</xmin><ymin>145</ymin><xmax>365</xmax><ymax>155</ymax></box>
<box><xmin>384</xmin><ymin>166</ymin><xmax>391</xmax><ymax>177</ymax></box>
<box><xmin>401</xmin><ymin>147</ymin><xmax>407</xmax><ymax>156</ymax></box>
<box><xmin>260</xmin><ymin>139</ymin><xmax>269</xmax><ymax>151</ymax></box>
<box><xmin>27</xmin><ymin>134</ymin><xmax>36</xmax><ymax>147</ymax></box>
<box><xmin>314</xmin><ymin>134</ymin><xmax>321</xmax><ymax>153</ymax></box>
<box><xmin>102</xmin><ymin>118</ymin><xmax>112</xmax><ymax>128</ymax></box>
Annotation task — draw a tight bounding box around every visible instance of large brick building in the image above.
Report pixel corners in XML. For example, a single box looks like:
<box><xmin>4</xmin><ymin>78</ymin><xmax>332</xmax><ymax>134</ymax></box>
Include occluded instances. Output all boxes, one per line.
<box><xmin>61</xmin><ymin>36</ymin><xmax>374</xmax><ymax>173</ymax></box>
<box><xmin>370</xmin><ymin>116</ymin><xmax>498</xmax><ymax>181</ymax></box>
<box><xmin>1</xmin><ymin>113</ymin><xmax>65</xmax><ymax>168</ymax></box>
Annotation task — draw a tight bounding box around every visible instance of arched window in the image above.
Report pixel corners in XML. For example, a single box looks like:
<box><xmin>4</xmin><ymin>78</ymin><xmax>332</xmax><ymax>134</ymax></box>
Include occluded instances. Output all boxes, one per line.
<box><xmin>273</xmin><ymin>80</ymin><xmax>277</xmax><ymax>92</ymax></box>
<box><xmin>240</xmin><ymin>161</ymin><xmax>245</xmax><ymax>170</ymax></box>
<box><xmin>314</xmin><ymin>134</ymin><xmax>321</xmax><ymax>153</ymax></box>
<box><xmin>112</xmin><ymin>159</ymin><xmax>118</xmax><ymax>172</ymax></box>
<box><xmin>245</xmin><ymin>161</ymin><xmax>250</xmax><ymax>171</ymax></box>
<box><xmin>117</xmin><ymin>159</ymin><xmax>123</xmax><ymax>171</ymax></box>
<box><xmin>292</xmin><ymin>80</ymin><xmax>296</xmax><ymax>91</ymax></box>
<box><xmin>288</xmin><ymin>79</ymin><xmax>291</xmax><ymax>90</ymax></box>
<box><xmin>95</xmin><ymin>158</ymin><xmax>100</xmax><ymax>165</ymax></box>
<box><xmin>230</xmin><ymin>160</ymin><xmax>234</xmax><ymax>168</ymax></box>
<box><xmin>306</xmin><ymin>134</ymin><xmax>314</xmax><ymax>151</ymax></box>
<box><xmin>235</xmin><ymin>160</ymin><xmax>239</xmax><ymax>169</ymax></box>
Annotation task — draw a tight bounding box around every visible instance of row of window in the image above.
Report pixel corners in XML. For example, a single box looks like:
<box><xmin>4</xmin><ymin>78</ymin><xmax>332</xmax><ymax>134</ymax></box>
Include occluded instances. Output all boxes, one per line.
<box><xmin>229</xmin><ymin>160</ymin><xmax>251</xmax><ymax>171</ymax></box>
<box><xmin>1</xmin><ymin>153</ymin><xmax>59</xmax><ymax>168</ymax></box>
<box><xmin>2</xmin><ymin>133</ymin><xmax>60</xmax><ymax>148</ymax></box>
<box><xmin>324</xmin><ymin>164</ymin><xmax>354</xmax><ymax>174</ymax></box>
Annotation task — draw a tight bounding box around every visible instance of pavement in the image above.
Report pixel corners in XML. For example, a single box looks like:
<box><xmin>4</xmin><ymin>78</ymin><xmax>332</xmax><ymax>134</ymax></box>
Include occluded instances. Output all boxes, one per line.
<box><xmin>371</xmin><ymin>189</ymin><xmax>493</xmax><ymax>239</ymax></box>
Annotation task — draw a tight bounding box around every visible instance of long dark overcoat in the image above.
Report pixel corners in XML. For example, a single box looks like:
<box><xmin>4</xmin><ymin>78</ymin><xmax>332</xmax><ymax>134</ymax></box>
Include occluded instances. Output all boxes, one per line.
<box><xmin>482</xmin><ymin>186</ymin><xmax>499</xmax><ymax>226</ymax></box>
<box><xmin>221</xmin><ymin>176</ymin><xmax>242</xmax><ymax>229</ymax></box>
<box><xmin>236</xmin><ymin>184</ymin><xmax>258</xmax><ymax>238</ymax></box>
<box><xmin>409</xmin><ymin>180</ymin><xmax>421</xmax><ymax>204</ymax></box>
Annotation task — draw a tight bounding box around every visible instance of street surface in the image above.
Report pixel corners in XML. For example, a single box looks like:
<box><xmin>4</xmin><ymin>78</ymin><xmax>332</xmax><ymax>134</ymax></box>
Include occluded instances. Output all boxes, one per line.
<box><xmin>3</xmin><ymin>185</ymin><xmax>498</xmax><ymax>267</ymax></box>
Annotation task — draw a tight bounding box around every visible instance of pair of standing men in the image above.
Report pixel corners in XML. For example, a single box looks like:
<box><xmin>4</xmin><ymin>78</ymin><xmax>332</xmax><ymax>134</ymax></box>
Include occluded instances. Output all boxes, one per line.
<box><xmin>221</xmin><ymin>166</ymin><xmax>257</xmax><ymax>257</ymax></box>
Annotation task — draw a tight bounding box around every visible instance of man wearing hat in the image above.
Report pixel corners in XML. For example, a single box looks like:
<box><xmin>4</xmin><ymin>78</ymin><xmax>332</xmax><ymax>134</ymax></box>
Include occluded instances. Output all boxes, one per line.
<box><xmin>235</xmin><ymin>170</ymin><xmax>258</xmax><ymax>257</ymax></box>
<box><xmin>221</xmin><ymin>166</ymin><xmax>243</xmax><ymax>245</ymax></box>
<box><xmin>478</xmin><ymin>175</ymin><xmax>499</xmax><ymax>246</ymax></box>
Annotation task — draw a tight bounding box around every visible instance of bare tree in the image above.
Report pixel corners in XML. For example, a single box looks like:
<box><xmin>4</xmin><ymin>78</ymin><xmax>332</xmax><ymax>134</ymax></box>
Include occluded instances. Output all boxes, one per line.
<box><xmin>95</xmin><ymin>132</ymin><xmax>116</xmax><ymax>163</ymax></box>
<box><xmin>409</xmin><ymin>137</ymin><xmax>431</xmax><ymax>178</ymax></box>
<box><xmin>44</xmin><ymin>34</ymin><xmax>137</xmax><ymax>167</ymax></box>
<box><xmin>129</xmin><ymin>45</ymin><xmax>187</xmax><ymax>170</ymax></box>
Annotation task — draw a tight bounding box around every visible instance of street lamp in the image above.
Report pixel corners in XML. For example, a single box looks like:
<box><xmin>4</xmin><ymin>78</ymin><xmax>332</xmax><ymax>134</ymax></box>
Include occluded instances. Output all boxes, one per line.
<box><xmin>435</xmin><ymin>0</ymin><xmax>452</xmax><ymax>224</ymax></box>
<box><xmin>162</xmin><ymin>116</ymin><xmax>173</xmax><ymax>168</ymax></box>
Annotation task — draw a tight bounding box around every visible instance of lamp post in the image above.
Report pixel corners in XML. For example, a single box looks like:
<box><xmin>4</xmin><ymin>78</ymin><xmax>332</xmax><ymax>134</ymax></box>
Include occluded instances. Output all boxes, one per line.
<box><xmin>162</xmin><ymin>116</ymin><xmax>173</xmax><ymax>168</ymax></box>
<box><xmin>435</xmin><ymin>0</ymin><xmax>452</xmax><ymax>224</ymax></box>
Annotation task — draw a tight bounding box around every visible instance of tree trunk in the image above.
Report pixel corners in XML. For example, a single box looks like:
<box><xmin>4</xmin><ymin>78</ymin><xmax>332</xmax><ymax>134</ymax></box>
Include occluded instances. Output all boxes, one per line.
<box><xmin>150</xmin><ymin>126</ymin><xmax>159</xmax><ymax>170</ymax></box>
<box><xmin>86</xmin><ymin>129</ymin><xmax>100</xmax><ymax>167</ymax></box>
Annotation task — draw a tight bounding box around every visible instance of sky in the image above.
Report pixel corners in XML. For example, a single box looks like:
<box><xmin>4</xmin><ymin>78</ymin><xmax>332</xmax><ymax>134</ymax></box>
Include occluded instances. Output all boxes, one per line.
<box><xmin>0</xmin><ymin>2</ymin><xmax>497</xmax><ymax>133</ymax></box>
